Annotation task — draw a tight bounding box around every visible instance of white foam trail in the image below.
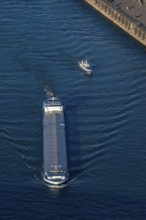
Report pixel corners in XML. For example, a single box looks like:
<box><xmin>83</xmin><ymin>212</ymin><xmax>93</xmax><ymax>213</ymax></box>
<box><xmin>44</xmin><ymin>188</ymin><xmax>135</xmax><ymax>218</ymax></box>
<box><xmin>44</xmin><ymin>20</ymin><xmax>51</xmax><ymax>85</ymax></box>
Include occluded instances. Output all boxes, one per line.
<box><xmin>44</xmin><ymin>88</ymin><xmax>54</xmax><ymax>98</ymax></box>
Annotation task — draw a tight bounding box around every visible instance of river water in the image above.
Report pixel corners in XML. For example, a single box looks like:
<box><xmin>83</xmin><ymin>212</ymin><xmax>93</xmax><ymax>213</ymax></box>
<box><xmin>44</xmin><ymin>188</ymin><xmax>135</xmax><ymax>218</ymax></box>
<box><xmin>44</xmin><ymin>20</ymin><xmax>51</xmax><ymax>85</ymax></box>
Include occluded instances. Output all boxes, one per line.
<box><xmin>0</xmin><ymin>0</ymin><xmax>146</xmax><ymax>219</ymax></box>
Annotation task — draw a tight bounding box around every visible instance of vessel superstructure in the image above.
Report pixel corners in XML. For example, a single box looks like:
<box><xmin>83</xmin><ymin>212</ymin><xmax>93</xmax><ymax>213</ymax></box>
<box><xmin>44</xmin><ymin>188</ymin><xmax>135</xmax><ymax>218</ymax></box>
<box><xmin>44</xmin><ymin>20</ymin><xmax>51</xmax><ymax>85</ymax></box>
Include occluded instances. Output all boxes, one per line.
<box><xmin>43</xmin><ymin>97</ymin><xmax>69</xmax><ymax>186</ymax></box>
<box><xmin>78</xmin><ymin>60</ymin><xmax>92</xmax><ymax>75</ymax></box>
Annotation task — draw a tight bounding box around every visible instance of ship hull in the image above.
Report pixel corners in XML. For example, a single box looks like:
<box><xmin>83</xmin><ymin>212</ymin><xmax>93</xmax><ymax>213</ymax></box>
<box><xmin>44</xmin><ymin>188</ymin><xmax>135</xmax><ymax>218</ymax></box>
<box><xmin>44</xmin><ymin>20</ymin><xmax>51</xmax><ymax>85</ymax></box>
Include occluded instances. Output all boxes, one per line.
<box><xmin>43</xmin><ymin>98</ymin><xmax>69</xmax><ymax>186</ymax></box>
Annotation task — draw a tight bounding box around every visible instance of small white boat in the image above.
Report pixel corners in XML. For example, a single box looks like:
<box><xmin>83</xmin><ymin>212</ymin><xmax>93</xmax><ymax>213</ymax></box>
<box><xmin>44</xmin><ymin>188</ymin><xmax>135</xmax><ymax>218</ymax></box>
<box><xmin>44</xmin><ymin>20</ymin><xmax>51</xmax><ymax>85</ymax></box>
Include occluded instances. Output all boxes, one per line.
<box><xmin>78</xmin><ymin>60</ymin><xmax>92</xmax><ymax>75</ymax></box>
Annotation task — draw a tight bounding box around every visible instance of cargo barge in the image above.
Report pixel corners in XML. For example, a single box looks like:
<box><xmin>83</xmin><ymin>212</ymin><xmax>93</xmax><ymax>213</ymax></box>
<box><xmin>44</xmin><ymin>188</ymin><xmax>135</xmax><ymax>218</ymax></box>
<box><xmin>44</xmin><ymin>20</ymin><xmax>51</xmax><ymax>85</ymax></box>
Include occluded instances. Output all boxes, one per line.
<box><xmin>84</xmin><ymin>0</ymin><xmax>146</xmax><ymax>47</ymax></box>
<box><xmin>43</xmin><ymin>97</ymin><xmax>69</xmax><ymax>186</ymax></box>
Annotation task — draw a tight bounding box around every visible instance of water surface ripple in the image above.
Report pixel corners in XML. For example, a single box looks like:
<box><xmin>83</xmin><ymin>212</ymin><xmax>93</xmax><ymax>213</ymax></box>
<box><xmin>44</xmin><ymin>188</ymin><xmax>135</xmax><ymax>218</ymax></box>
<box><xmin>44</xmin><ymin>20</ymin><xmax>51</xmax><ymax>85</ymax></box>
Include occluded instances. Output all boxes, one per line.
<box><xmin>0</xmin><ymin>0</ymin><xmax>146</xmax><ymax>219</ymax></box>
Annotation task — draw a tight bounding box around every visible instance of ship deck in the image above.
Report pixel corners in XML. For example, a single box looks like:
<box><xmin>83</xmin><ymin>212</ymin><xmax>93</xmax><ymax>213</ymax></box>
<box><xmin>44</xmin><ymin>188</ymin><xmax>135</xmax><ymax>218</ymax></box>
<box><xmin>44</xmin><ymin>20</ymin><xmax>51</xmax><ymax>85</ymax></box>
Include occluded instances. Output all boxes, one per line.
<box><xmin>43</xmin><ymin>109</ymin><xmax>68</xmax><ymax>174</ymax></box>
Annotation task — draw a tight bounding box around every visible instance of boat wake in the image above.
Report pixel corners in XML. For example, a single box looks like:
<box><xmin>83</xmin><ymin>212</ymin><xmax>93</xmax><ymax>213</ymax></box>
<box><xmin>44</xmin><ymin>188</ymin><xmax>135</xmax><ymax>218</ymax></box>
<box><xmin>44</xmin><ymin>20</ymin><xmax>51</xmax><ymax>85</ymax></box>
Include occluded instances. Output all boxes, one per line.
<box><xmin>44</xmin><ymin>88</ymin><xmax>54</xmax><ymax>98</ymax></box>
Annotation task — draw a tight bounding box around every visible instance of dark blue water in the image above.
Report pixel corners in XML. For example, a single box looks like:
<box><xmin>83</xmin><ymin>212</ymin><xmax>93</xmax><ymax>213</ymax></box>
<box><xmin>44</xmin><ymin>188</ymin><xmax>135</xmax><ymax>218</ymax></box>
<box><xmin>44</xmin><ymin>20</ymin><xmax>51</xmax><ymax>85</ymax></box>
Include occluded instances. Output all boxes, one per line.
<box><xmin>1</xmin><ymin>0</ymin><xmax>146</xmax><ymax>219</ymax></box>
